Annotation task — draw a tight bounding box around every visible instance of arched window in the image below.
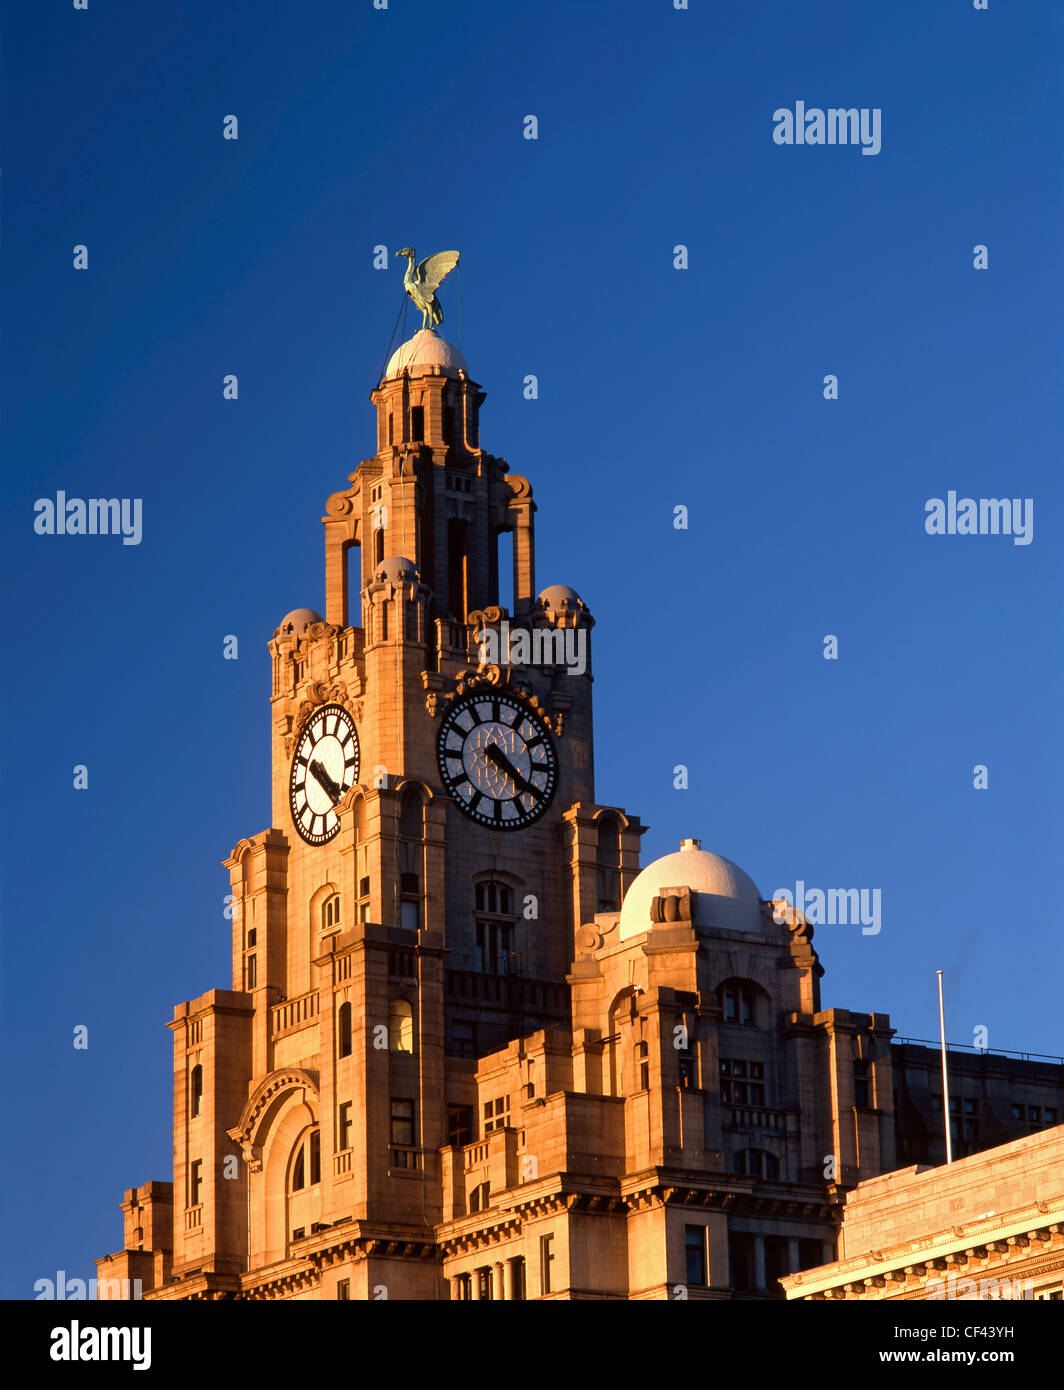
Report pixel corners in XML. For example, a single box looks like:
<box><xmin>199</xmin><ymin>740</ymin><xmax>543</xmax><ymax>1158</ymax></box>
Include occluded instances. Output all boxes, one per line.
<box><xmin>390</xmin><ymin>998</ymin><xmax>413</xmax><ymax>1053</ymax></box>
<box><xmin>374</xmin><ymin>528</ymin><xmax>385</xmax><ymax>566</ymax></box>
<box><xmin>474</xmin><ymin>880</ymin><xmax>516</xmax><ymax>974</ymax></box>
<box><xmin>596</xmin><ymin>815</ymin><xmax>622</xmax><ymax>912</ymax></box>
<box><xmin>469</xmin><ymin>1181</ymin><xmax>490</xmax><ymax>1213</ymax></box>
<box><xmin>337</xmin><ymin>1002</ymin><xmax>352</xmax><ymax>1059</ymax></box>
<box><xmin>718</xmin><ymin>978</ymin><xmax>764</xmax><ymax>1027</ymax></box>
<box><xmin>290</xmin><ymin>1129</ymin><xmax>322</xmax><ymax>1192</ymax></box>
<box><xmin>731</xmin><ymin>1148</ymin><xmax>780</xmax><ymax>1180</ymax></box>
<box><xmin>634</xmin><ymin>1041</ymin><xmax>649</xmax><ymax>1092</ymax></box>
<box><xmin>322</xmin><ymin>893</ymin><xmax>342</xmax><ymax>932</ymax></box>
<box><xmin>399</xmin><ymin>786</ymin><xmax>423</xmax><ymax>839</ymax></box>
<box><xmin>190</xmin><ymin>1065</ymin><xmax>203</xmax><ymax>1117</ymax></box>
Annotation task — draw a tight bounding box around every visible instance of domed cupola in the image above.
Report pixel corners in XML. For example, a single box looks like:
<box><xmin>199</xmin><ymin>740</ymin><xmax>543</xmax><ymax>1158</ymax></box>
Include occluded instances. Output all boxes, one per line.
<box><xmin>618</xmin><ymin>838</ymin><xmax>765</xmax><ymax>940</ymax></box>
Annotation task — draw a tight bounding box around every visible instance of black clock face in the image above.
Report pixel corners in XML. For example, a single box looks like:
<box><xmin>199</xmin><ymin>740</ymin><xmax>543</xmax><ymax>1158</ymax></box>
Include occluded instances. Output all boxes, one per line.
<box><xmin>290</xmin><ymin>705</ymin><xmax>360</xmax><ymax>844</ymax></box>
<box><xmin>437</xmin><ymin>692</ymin><xmax>557</xmax><ymax>830</ymax></box>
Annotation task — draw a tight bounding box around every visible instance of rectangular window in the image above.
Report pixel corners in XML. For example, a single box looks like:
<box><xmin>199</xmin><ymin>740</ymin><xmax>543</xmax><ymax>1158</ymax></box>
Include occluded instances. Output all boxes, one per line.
<box><xmin>246</xmin><ymin>928</ymin><xmax>256</xmax><ymax>948</ymax></box>
<box><xmin>310</xmin><ymin>1129</ymin><xmax>321</xmax><ymax>1185</ymax></box>
<box><xmin>483</xmin><ymin>1096</ymin><xmax>510</xmax><ymax>1133</ymax></box>
<box><xmin>540</xmin><ymin>1233</ymin><xmax>554</xmax><ymax>1295</ymax></box>
<box><xmin>720</xmin><ymin>1059</ymin><xmax>765</xmax><ymax>1106</ymax></box>
<box><xmin>510</xmin><ymin>1255</ymin><xmax>527</xmax><ymax>1300</ymax></box>
<box><xmin>410</xmin><ymin>405</ymin><xmax>425</xmax><ymax>442</ymax></box>
<box><xmin>854</xmin><ymin>1061</ymin><xmax>871</xmax><ymax>1109</ymax></box>
<box><xmin>400</xmin><ymin>899</ymin><xmax>420</xmax><ymax>933</ymax></box>
<box><xmin>246</xmin><ymin>954</ymin><xmax>257</xmax><ymax>989</ymax></box>
<box><xmin>390</xmin><ymin>1097</ymin><xmax>415</xmax><ymax>1147</ymax></box>
<box><xmin>338</xmin><ymin>1101</ymin><xmax>352</xmax><ymax>1152</ymax></box>
<box><xmin>684</xmin><ymin>1225</ymin><xmax>707</xmax><ymax>1286</ymax></box>
<box><xmin>446</xmin><ymin>1020</ymin><xmax>476</xmax><ymax>1059</ymax></box>
<box><xmin>447</xmin><ymin>1105</ymin><xmax>474</xmax><ymax>1149</ymax></box>
<box><xmin>337</xmin><ymin>1279</ymin><xmax>350</xmax><ymax>1301</ymax></box>
<box><xmin>475</xmin><ymin>920</ymin><xmax>512</xmax><ymax>974</ymax></box>
<box><xmin>188</xmin><ymin>1159</ymin><xmax>202</xmax><ymax>1208</ymax></box>
<box><xmin>476</xmin><ymin>1266</ymin><xmax>493</xmax><ymax>1300</ymax></box>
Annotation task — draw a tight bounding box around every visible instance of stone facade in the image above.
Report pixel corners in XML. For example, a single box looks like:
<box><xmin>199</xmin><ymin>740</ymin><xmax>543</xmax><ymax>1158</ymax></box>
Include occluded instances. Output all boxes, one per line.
<box><xmin>96</xmin><ymin>329</ymin><xmax>1064</xmax><ymax>1301</ymax></box>
<box><xmin>781</xmin><ymin>1127</ymin><xmax>1064</xmax><ymax>1301</ymax></box>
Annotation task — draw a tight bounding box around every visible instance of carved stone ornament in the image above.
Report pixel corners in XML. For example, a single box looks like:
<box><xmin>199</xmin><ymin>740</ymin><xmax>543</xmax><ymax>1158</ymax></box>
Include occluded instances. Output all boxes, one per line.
<box><xmin>285</xmin><ymin>682</ymin><xmax>364</xmax><ymax>754</ymax></box>
<box><xmin>425</xmin><ymin>667</ymin><xmax>560</xmax><ymax>733</ymax></box>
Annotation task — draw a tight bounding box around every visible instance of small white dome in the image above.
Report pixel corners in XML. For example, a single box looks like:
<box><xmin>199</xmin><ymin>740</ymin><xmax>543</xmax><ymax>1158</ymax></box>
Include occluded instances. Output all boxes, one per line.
<box><xmin>276</xmin><ymin>608</ymin><xmax>322</xmax><ymax>638</ymax></box>
<box><xmin>618</xmin><ymin>840</ymin><xmax>764</xmax><ymax>940</ymax></box>
<box><xmin>385</xmin><ymin>330</ymin><xmax>468</xmax><ymax>380</ymax></box>
<box><xmin>374</xmin><ymin>555</ymin><xmax>420</xmax><ymax>584</ymax></box>
<box><xmin>536</xmin><ymin>584</ymin><xmax>584</xmax><ymax>615</ymax></box>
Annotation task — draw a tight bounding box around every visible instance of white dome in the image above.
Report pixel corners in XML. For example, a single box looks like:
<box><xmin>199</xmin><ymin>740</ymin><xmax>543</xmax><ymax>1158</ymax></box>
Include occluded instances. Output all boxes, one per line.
<box><xmin>536</xmin><ymin>584</ymin><xmax>584</xmax><ymax>615</ymax></box>
<box><xmin>618</xmin><ymin>839</ymin><xmax>764</xmax><ymax>940</ymax></box>
<box><xmin>373</xmin><ymin>555</ymin><xmax>420</xmax><ymax>584</ymax></box>
<box><xmin>275</xmin><ymin>608</ymin><xmax>322</xmax><ymax>638</ymax></box>
<box><xmin>385</xmin><ymin>330</ymin><xmax>468</xmax><ymax>380</ymax></box>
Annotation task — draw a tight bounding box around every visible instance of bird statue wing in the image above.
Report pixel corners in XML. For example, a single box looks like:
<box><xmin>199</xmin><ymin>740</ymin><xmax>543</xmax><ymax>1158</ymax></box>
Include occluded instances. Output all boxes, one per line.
<box><xmin>416</xmin><ymin>250</ymin><xmax>460</xmax><ymax>295</ymax></box>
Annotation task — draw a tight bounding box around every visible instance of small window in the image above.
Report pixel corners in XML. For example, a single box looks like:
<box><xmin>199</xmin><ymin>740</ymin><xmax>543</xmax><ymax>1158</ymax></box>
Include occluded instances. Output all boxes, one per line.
<box><xmin>387</xmin><ymin>413</ymin><xmax>393</xmax><ymax>446</ymax></box>
<box><xmin>476</xmin><ymin>1266</ymin><xmax>493</xmax><ymax>1300</ymax></box>
<box><xmin>246</xmin><ymin>954</ymin><xmax>257</xmax><ymax>989</ymax></box>
<box><xmin>469</xmin><ymin>1182</ymin><xmax>490</xmax><ymax>1212</ymax></box>
<box><xmin>374</xmin><ymin>528</ymin><xmax>385</xmax><ymax>567</ymax></box>
<box><xmin>400</xmin><ymin>899</ymin><xmax>420</xmax><ymax>933</ymax></box>
<box><xmin>443</xmin><ymin>404</ymin><xmax>455</xmax><ymax>445</ymax></box>
<box><xmin>390</xmin><ymin>1098</ymin><xmax>415</xmax><ymax>1147</ymax></box>
<box><xmin>292</xmin><ymin>1145</ymin><xmax>305</xmax><ymax>1192</ymax></box>
<box><xmin>188</xmin><ymin>1158</ymin><xmax>202</xmax><ymax>1208</ymax></box>
<box><xmin>337</xmin><ymin>1279</ymin><xmax>350</xmax><ymax>1301</ymax></box>
<box><xmin>246</xmin><ymin>928</ymin><xmax>257</xmax><ymax>948</ymax></box>
<box><xmin>684</xmin><ymin>1225</ymin><xmax>707</xmax><ymax>1286</ymax></box>
<box><xmin>337</xmin><ymin>1002</ymin><xmax>352</xmax><ymax>1059</ymax></box>
<box><xmin>447</xmin><ymin>1105</ymin><xmax>474</xmax><ymax>1149</ymax></box>
<box><xmin>359</xmin><ymin>877</ymin><xmax>370</xmax><ymax>898</ymax></box>
<box><xmin>635</xmin><ymin>1041</ymin><xmax>649</xmax><ymax>1092</ymax></box>
<box><xmin>309</xmin><ymin>1129</ymin><xmax>321</xmax><ymax>1186</ymax></box>
<box><xmin>338</xmin><ymin>1101</ymin><xmax>352</xmax><ymax>1152</ymax></box>
<box><xmin>446</xmin><ymin>1020</ymin><xmax>475</xmax><ymax>1059</ymax></box>
<box><xmin>540</xmin><ymin>1234</ymin><xmax>554</xmax><ymax>1295</ymax></box>
<box><xmin>483</xmin><ymin>1096</ymin><xmax>510</xmax><ymax>1133</ymax></box>
<box><xmin>190</xmin><ymin>1065</ymin><xmax>203</xmax><ymax>1117</ymax></box>
<box><xmin>410</xmin><ymin>405</ymin><xmax>424</xmax><ymax>442</ymax></box>
<box><xmin>854</xmin><ymin>1060</ymin><xmax>871</xmax><ymax>1109</ymax></box>
<box><xmin>323</xmin><ymin>894</ymin><xmax>342</xmax><ymax>931</ymax></box>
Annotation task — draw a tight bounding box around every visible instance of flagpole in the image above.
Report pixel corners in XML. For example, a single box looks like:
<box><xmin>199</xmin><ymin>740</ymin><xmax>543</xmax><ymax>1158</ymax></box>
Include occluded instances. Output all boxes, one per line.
<box><xmin>937</xmin><ymin>970</ymin><xmax>953</xmax><ymax>1164</ymax></box>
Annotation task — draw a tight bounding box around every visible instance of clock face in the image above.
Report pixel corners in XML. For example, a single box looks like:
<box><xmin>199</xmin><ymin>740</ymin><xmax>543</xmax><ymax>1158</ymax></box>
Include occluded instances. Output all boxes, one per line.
<box><xmin>290</xmin><ymin>705</ymin><xmax>360</xmax><ymax>845</ymax></box>
<box><xmin>437</xmin><ymin>692</ymin><xmax>557</xmax><ymax>830</ymax></box>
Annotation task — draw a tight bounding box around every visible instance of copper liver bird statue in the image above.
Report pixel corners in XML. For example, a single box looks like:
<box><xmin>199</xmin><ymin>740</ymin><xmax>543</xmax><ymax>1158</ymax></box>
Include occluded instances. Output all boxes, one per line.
<box><xmin>396</xmin><ymin>247</ymin><xmax>460</xmax><ymax>331</ymax></box>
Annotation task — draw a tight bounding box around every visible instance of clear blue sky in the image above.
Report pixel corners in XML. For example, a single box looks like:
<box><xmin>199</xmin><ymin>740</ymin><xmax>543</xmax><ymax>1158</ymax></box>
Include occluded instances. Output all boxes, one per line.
<box><xmin>2</xmin><ymin>1</ymin><xmax>1061</xmax><ymax>1299</ymax></box>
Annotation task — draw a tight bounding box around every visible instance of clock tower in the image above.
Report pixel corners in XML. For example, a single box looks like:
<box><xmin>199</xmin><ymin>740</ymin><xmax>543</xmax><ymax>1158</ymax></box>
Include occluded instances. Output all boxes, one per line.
<box><xmin>116</xmin><ymin>324</ymin><xmax>645</xmax><ymax>1298</ymax></box>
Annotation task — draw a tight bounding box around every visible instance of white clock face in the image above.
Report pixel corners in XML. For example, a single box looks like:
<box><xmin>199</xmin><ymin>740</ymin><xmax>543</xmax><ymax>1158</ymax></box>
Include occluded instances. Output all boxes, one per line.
<box><xmin>290</xmin><ymin>705</ymin><xmax>360</xmax><ymax>845</ymax></box>
<box><xmin>437</xmin><ymin>692</ymin><xmax>557</xmax><ymax>830</ymax></box>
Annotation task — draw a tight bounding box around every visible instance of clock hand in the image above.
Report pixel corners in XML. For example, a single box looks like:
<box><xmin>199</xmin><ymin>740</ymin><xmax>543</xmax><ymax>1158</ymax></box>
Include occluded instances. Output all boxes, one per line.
<box><xmin>484</xmin><ymin>742</ymin><xmax>537</xmax><ymax>797</ymax></box>
<box><xmin>309</xmin><ymin>758</ymin><xmax>342</xmax><ymax>804</ymax></box>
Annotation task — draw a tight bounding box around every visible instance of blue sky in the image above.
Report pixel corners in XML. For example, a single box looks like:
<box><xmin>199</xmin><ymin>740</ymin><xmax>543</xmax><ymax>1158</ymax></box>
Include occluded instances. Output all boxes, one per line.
<box><xmin>2</xmin><ymin>0</ymin><xmax>1061</xmax><ymax>1298</ymax></box>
